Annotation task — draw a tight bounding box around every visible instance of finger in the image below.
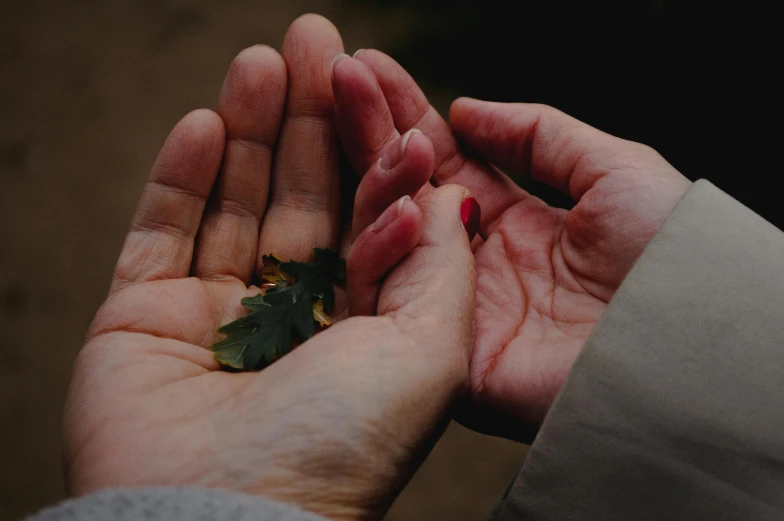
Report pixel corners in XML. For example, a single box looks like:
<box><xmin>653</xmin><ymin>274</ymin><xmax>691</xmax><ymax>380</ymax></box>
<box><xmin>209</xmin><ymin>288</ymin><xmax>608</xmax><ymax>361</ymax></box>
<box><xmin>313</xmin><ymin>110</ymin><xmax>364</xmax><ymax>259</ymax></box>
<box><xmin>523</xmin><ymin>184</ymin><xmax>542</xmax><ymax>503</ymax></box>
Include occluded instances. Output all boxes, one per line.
<box><xmin>332</xmin><ymin>54</ymin><xmax>399</xmax><ymax>175</ymax></box>
<box><xmin>347</xmin><ymin>196</ymin><xmax>423</xmax><ymax>316</ymax></box>
<box><xmin>353</xmin><ymin>49</ymin><xmax>463</xmax><ymax>177</ymax></box>
<box><xmin>378</xmin><ymin>184</ymin><xmax>477</xmax><ymax>381</ymax></box>
<box><xmin>352</xmin><ymin>129</ymin><xmax>434</xmax><ymax>239</ymax></box>
<box><xmin>354</xmin><ymin>50</ymin><xmax>522</xmax><ymax>226</ymax></box>
<box><xmin>192</xmin><ymin>45</ymin><xmax>287</xmax><ymax>283</ymax></box>
<box><xmin>259</xmin><ymin>14</ymin><xmax>343</xmax><ymax>263</ymax></box>
<box><xmin>450</xmin><ymin>98</ymin><xmax>629</xmax><ymax>201</ymax></box>
<box><xmin>111</xmin><ymin>110</ymin><xmax>225</xmax><ymax>294</ymax></box>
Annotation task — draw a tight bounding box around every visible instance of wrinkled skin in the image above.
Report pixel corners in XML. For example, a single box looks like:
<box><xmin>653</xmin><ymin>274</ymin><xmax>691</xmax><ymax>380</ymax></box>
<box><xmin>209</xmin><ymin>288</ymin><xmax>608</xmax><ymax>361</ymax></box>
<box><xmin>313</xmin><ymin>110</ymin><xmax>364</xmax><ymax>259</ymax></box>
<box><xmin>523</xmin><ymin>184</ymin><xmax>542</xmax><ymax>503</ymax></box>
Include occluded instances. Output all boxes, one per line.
<box><xmin>64</xmin><ymin>13</ymin><xmax>693</xmax><ymax>521</ymax></box>
<box><xmin>331</xmin><ymin>50</ymin><xmax>692</xmax><ymax>431</ymax></box>
<box><xmin>64</xmin><ymin>16</ymin><xmax>475</xmax><ymax>521</ymax></box>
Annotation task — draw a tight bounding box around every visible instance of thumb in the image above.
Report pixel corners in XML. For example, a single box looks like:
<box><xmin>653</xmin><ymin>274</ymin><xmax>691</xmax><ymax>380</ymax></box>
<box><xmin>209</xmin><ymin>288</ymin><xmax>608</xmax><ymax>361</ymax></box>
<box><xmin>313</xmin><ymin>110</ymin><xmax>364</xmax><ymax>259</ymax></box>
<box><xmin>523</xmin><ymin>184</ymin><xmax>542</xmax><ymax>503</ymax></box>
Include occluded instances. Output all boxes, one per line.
<box><xmin>450</xmin><ymin>97</ymin><xmax>624</xmax><ymax>201</ymax></box>
<box><xmin>378</xmin><ymin>184</ymin><xmax>479</xmax><ymax>384</ymax></box>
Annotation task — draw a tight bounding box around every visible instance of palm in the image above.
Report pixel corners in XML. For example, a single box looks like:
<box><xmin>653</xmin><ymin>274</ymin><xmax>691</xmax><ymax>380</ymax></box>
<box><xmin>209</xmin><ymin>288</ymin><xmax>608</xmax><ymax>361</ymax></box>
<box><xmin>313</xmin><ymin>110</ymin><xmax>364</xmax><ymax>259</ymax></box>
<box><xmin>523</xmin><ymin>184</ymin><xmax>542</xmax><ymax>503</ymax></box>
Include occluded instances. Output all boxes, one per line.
<box><xmin>69</xmin><ymin>205</ymin><xmax>475</xmax><ymax>518</ymax></box>
<box><xmin>468</xmin><ymin>154</ymin><xmax>688</xmax><ymax>423</ymax></box>
<box><xmin>65</xmin><ymin>16</ymin><xmax>446</xmax><ymax>516</ymax></box>
<box><xmin>471</xmin><ymin>197</ymin><xmax>605</xmax><ymax>425</ymax></box>
<box><xmin>66</xmin><ymin>278</ymin><xmax>258</xmax><ymax>492</ymax></box>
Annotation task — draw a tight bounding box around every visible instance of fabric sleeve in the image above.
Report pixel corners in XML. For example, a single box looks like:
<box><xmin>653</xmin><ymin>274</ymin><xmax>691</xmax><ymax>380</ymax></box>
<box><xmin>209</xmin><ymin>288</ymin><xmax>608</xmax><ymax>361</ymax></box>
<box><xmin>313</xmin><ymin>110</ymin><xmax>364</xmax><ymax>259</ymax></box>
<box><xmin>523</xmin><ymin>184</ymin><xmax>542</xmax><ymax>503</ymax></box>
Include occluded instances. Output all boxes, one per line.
<box><xmin>493</xmin><ymin>180</ymin><xmax>784</xmax><ymax>520</ymax></box>
<box><xmin>25</xmin><ymin>487</ymin><xmax>329</xmax><ymax>521</ymax></box>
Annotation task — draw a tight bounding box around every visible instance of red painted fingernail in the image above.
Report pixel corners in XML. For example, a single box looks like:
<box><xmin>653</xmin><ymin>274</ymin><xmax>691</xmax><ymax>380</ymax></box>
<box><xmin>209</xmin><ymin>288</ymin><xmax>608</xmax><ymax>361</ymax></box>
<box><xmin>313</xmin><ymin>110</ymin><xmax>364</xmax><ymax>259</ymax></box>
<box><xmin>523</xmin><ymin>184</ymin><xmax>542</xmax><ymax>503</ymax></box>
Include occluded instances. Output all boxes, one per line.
<box><xmin>460</xmin><ymin>197</ymin><xmax>481</xmax><ymax>241</ymax></box>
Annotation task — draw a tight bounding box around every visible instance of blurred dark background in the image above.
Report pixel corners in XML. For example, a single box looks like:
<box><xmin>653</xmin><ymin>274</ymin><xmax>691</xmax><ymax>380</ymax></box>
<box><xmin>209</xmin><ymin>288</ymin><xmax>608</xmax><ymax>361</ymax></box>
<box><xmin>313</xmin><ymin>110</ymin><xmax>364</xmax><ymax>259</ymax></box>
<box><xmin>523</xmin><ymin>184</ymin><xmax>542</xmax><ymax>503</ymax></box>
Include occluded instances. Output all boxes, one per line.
<box><xmin>0</xmin><ymin>1</ymin><xmax>777</xmax><ymax>520</ymax></box>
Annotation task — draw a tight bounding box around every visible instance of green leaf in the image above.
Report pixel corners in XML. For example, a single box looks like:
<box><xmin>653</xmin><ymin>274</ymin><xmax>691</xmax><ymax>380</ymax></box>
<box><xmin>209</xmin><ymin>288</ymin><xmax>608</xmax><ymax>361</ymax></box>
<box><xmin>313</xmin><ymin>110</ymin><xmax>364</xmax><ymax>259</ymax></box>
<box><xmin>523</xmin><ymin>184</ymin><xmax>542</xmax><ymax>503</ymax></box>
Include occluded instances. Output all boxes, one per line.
<box><xmin>211</xmin><ymin>248</ymin><xmax>346</xmax><ymax>371</ymax></box>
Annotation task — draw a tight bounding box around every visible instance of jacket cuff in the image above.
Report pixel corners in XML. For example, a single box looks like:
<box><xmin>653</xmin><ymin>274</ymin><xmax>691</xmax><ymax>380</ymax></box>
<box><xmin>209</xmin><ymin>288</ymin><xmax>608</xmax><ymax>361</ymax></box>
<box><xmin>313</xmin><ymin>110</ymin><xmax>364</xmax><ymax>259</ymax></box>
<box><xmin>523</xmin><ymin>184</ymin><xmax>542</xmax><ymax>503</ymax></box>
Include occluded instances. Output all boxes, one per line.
<box><xmin>492</xmin><ymin>180</ymin><xmax>784</xmax><ymax>520</ymax></box>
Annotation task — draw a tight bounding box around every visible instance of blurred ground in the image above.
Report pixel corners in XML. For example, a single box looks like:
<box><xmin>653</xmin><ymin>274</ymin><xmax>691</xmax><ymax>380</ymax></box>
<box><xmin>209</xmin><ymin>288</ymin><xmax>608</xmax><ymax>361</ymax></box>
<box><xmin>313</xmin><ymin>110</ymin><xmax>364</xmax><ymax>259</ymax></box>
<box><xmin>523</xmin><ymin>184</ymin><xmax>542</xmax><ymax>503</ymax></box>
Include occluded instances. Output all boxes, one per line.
<box><xmin>0</xmin><ymin>1</ymin><xmax>526</xmax><ymax>520</ymax></box>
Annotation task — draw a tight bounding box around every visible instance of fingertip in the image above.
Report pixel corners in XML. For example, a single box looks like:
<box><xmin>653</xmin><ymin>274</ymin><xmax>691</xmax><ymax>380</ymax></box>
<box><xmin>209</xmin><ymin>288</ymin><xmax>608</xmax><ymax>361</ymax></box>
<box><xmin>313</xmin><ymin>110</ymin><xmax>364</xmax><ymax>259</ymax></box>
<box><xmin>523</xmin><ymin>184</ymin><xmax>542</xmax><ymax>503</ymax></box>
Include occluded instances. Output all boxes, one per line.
<box><xmin>284</xmin><ymin>13</ymin><xmax>343</xmax><ymax>56</ymax></box>
<box><xmin>172</xmin><ymin>109</ymin><xmax>226</xmax><ymax>162</ymax></box>
<box><xmin>449</xmin><ymin>96</ymin><xmax>468</xmax><ymax>118</ymax></box>
<box><xmin>232</xmin><ymin>44</ymin><xmax>286</xmax><ymax>72</ymax></box>
<box><xmin>219</xmin><ymin>45</ymin><xmax>287</xmax><ymax>141</ymax></box>
<box><xmin>370</xmin><ymin>194</ymin><xmax>420</xmax><ymax>234</ymax></box>
<box><xmin>449</xmin><ymin>97</ymin><xmax>487</xmax><ymax>131</ymax></box>
<box><xmin>330</xmin><ymin>53</ymin><xmax>351</xmax><ymax>78</ymax></box>
<box><xmin>352</xmin><ymin>131</ymin><xmax>433</xmax><ymax>236</ymax></box>
<box><xmin>331</xmin><ymin>56</ymin><xmax>399</xmax><ymax>175</ymax></box>
<box><xmin>287</xmin><ymin>13</ymin><xmax>341</xmax><ymax>39</ymax></box>
<box><xmin>430</xmin><ymin>183</ymin><xmax>473</xmax><ymax>207</ymax></box>
<box><xmin>450</xmin><ymin>96</ymin><xmax>471</xmax><ymax>111</ymax></box>
<box><xmin>331</xmin><ymin>56</ymin><xmax>379</xmax><ymax>102</ymax></box>
<box><xmin>379</xmin><ymin>128</ymin><xmax>416</xmax><ymax>170</ymax></box>
<box><xmin>179</xmin><ymin>108</ymin><xmax>225</xmax><ymax>135</ymax></box>
<box><xmin>361</xmin><ymin>195</ymin><xmax>422</xmax><ymax>249</ymax></box>
<box><xmin>386</xmin><ymin>197</ymin><xmax>423</xmax><ymax>252</ymax></box>
<box><xmin>378</xmin><ymin>129</ymin><xmax>433</xmax><ymax>172</ymax></box>
<box><xmin>155</xmin><ymin>109</ymin><xmax>225</xmax><ymax>191</ymax></box>
<box><xmin>451</xmin><ymin>96</ymin><xmax>481</xmax><ymax>109</ymax></box>
<box><xmin>398</xmin><ymin>130</ymin><xmax>435</xmax><ymax>176</ymax></box>
<box><xmin>156</xmin><ymin>109</ymin><xmax>225</xmax><ymax>195</ymax></box>
<box><xmin>418</xmin><ymin>183</ymin><xmax>476</xmax><ymax>245</ymax></box>
<box><xmin>224</xmin><ymin>45</ymin><xmax>287</xmax><ymax>87</ymax></box>
<box><xmin>400</xmin><ymin>128</ymin><xmax>422</xmax><ymax>157</ymax></box>
<box><xmin>392</xmin><ymin>197</ymin><xmax>423</xmax><ymax>248</ymax></box>
<box><xmin>347</xmin><ymin>196</ymin><xmax>423</xmax><ymax>316</ymax></box>
<box><xmin>281</xmin><ymin>13</ymin><xmax>344</xmax><ymax>117</ymax></box>
<box><xmin>351</xmin><ymin>48</ymin><xmax>387</xmax><ymax>67</ymax></box>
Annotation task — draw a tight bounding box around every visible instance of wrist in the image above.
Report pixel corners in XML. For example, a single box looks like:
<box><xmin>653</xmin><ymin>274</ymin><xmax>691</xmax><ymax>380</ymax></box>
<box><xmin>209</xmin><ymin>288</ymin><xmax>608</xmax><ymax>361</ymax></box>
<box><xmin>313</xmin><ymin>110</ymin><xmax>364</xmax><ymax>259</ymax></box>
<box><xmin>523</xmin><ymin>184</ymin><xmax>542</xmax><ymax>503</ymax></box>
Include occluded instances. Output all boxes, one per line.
<box><xmin>249</xmin><ymin>460</ymin><xmax>405</xmax><ymax>521</ymax></box>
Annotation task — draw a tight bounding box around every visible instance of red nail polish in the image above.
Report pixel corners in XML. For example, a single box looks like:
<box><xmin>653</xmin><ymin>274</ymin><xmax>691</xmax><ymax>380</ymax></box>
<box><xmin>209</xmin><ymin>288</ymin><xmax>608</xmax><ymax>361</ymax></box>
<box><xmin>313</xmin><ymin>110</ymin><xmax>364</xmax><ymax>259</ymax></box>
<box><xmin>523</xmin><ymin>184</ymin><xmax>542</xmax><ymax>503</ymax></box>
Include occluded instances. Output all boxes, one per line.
<box><xmin>460</xmin><ymin>197</ymin><xmax>481</xmax><ymax>241</ymax></box>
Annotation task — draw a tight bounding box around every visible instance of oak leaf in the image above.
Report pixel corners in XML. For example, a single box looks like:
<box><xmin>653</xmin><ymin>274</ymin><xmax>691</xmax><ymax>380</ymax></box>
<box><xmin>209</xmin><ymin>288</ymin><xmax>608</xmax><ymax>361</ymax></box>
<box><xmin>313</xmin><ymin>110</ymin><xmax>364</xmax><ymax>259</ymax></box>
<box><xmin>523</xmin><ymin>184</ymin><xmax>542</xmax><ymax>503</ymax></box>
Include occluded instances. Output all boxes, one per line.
<box><xmin>211</xmin><ymin>248</ymin><xmax>345</xmax><ymax>370</ymax></box>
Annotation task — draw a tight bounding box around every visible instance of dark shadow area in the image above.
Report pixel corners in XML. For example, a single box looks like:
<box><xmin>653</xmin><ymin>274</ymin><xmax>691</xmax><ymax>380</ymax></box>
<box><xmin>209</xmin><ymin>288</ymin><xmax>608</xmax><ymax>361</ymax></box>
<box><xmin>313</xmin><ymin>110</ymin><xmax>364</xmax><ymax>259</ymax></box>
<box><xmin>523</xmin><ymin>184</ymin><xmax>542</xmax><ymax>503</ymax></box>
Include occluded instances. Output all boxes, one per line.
<box><xmin>350</xmin><ymin>0</ymin><xmax>780</xmax><ymax>223</ymax></box>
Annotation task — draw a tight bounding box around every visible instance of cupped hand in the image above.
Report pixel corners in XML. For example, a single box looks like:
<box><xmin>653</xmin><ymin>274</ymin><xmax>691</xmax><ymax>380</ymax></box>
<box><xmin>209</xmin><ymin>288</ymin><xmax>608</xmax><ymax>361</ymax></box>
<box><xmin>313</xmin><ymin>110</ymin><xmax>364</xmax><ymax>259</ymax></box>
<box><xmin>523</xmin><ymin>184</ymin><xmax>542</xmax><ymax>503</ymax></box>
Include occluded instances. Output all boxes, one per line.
<box><xmin>332</xmin><ymin>50</ymin><xmax>692</xmax><ymax>436</ymax></box>
<box><xmin>64</xmin><ymin>16</ymin><xmax>476</xmax><ymax>521</ymax></box>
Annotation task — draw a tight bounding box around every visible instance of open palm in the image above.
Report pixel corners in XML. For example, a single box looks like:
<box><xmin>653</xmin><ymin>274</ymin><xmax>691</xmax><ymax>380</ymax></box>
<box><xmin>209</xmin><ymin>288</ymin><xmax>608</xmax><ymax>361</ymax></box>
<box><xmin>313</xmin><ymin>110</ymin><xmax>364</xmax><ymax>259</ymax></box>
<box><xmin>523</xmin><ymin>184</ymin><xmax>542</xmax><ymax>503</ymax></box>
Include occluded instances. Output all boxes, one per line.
<box><xmin>332</xmin><ymin>50</ymin><xmax>691</xmax><ymax>434</ymax></box>
<box><xmin>63</xmin><ymin>16</ymin><xmax>366</xmax><ymax>504</ymax></box>
<box><xmin>65</xmin><ymin>18</ymin><xmax>477</xmax><ymax>521</ymax></box>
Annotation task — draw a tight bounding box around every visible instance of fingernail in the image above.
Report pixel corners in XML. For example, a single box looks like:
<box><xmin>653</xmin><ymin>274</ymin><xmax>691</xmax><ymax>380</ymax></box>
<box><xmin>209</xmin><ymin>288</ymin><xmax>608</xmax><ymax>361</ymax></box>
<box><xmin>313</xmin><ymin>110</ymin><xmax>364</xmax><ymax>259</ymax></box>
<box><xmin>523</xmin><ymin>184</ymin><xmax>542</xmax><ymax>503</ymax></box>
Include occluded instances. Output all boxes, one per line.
<box><xmin>460</xmin><ymin>197</ymin><xmax>481</xmax><ymax>241</ymax></box>
<box><xmin>372</xmin><ymin>195</ymin><xmax>410</xmax><ymax>232</ymax></box>
<box><xmin>331</xmin><ymin>53</ymin><xmax>350</xmax><ymax>76</ymax></box>
<box><xmin>380</xmin><ymin>128</ymin><xmax>421</xmax><ymax>170</ymax></box>
<box><xmin>401</xmin><ymin>128</ymin><xmax>421</xmax><ymax>154</ymax></box>
<box><xmin>353</xmin><ymin>49</ymin><xmax>366</xmax><ymax>58</ymax></box>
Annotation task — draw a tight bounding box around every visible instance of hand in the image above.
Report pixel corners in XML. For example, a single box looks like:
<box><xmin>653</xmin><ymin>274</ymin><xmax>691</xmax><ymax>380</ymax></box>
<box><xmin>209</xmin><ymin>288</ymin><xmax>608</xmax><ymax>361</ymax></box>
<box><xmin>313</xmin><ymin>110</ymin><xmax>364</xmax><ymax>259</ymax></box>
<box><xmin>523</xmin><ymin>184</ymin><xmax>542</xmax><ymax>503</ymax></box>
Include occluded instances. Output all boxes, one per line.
<box><xmin>331</xmin><ymin>50</ymin><xmax>691</xmax><ymax>436</ymax></box>
<box><xmin>64</xmin><ymin>16</ymin><xmax>476</xmax><ymax>521</ymax></box>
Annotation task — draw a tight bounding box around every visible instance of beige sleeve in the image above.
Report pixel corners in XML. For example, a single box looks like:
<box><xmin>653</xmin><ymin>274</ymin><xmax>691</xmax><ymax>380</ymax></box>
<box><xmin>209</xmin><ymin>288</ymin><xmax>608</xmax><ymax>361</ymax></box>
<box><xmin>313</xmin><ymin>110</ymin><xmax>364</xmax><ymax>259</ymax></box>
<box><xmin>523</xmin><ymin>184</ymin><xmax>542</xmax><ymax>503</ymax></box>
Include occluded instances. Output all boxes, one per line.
<box><xmin>492</xmin><ymin>180</ymin><xmax>784</xmax><ymax>521</ymax></box>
